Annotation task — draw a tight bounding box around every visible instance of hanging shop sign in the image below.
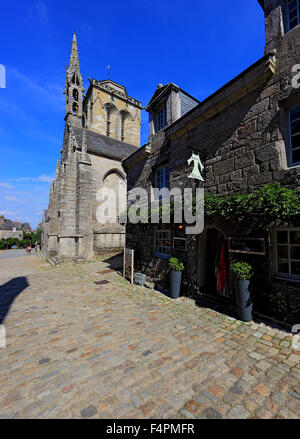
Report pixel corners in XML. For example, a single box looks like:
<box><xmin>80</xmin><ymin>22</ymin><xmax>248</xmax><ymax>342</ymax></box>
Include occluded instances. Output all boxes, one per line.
<box><xmin>187</xmin><ymin>153</ymin><xmax>204</xmax><ymax>181</ymax></box>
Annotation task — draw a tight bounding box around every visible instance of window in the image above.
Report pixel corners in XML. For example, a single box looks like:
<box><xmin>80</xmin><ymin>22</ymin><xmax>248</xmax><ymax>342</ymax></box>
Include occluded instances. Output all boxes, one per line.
<box><xmin>72</xmin><ymin>102</ymin><xmax>78</xmax><ymax>114</ymax></box>
<box><xmin>288</xmin><ymin>0</ymin><xmax>300</xmax><ymax>30</ymax></box>
<box><xmin>289</xmin><ymin>106</ymin><xmax>300</xmax><ymax>165</ymax></box>
<box><xmin>155</xmin><ymin>106</ymin><xmax>166</xmax><ymax>131</ymax></box>
<box><xmin>155</xmin><ymin>230</ymin><xmax>171</xmax><ymax>258</ymax></box>
<box><xmin>275</xmin><ymin>229</ymin><xmax>300</xmax><ymax>280</ymax></box>
<box><xmin>121</xmin><ymin>116</ymin><xmax>125</xmax><ymax>142</ymax></box>
<box><xmin>72</xmin><ymin>88</ymin><xmax>78</xmax><ymax>101</ymax></box>
<box><xmin>155</xmin><ymin>165</ymin><xmax>170</xmax><ymax>191</ymax></box>
<box><xmin>106</xmin><ymin>107</ymin><xmax>111</xmax><ymax>137</ymax></box>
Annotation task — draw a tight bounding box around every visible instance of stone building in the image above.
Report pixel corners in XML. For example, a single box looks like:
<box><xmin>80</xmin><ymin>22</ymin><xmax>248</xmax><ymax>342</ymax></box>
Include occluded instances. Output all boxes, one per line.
<box><xmin>41</xmin><ymin>34</ymin><xmax>140</xmax><ymax>263</ymax></box>
<box><xmin>124</xmin><ymin>0</ymin><xmax>300</xmax><ymax>325</ymax></box>
<box><xmin>0</xmin><ymin>215</ymin><xmax>31</xmax><ymax>240</ymax></box>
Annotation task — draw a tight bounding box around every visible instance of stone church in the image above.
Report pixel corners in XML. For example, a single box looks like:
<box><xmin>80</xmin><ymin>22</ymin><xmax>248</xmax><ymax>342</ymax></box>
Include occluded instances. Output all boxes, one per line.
<box><xmin>41</xmin><ymin>33</ymin><xmax>141</xmax><ymax>262</ymax></box>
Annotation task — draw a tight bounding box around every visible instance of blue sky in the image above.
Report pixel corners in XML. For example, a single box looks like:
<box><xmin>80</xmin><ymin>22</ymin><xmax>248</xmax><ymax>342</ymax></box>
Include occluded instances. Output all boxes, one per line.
<box><xmin>0</xmin><ymin>0</ymin><xmax>265</xmax><ymax>228</ymax></box>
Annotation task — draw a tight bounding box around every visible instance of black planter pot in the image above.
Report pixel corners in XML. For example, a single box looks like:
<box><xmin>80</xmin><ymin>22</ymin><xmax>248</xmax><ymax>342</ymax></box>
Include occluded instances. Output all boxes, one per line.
<box><xmin>234</xmin><ymin>279</ymin><xmax>253</xmax><ymax>322</ymax></box>
<box><xmin>170</xmin><ymin>271</ymin><xmax>182</xmax><ymax>299</ymax></box>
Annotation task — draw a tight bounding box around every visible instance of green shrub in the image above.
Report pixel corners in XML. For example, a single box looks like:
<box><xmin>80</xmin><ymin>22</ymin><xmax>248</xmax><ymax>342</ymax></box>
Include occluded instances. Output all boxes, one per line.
<box><xmin>230</xmin><ymin>261</ymin><xmax>254</xmax><ymax>281</ymax></box>
<box><xmin>169</xmin><ymin>257</ymin><xmax>184</xmax><ymax>272</ymax></box>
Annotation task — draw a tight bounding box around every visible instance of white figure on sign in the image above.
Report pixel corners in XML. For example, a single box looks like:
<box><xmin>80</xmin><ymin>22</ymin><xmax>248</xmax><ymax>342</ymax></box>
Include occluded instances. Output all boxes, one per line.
<box><xmin>187</xmin><ymin>153</ymin><xmax>204</xmax><ymax>181</ymax></box>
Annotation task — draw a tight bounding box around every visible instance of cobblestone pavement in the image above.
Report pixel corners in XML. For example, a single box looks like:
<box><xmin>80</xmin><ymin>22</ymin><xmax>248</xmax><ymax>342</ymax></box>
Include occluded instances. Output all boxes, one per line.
<box><xmin>0</xmin><ymin>251</ymin><xmax>299</xmax><ymax>419</ymax></box>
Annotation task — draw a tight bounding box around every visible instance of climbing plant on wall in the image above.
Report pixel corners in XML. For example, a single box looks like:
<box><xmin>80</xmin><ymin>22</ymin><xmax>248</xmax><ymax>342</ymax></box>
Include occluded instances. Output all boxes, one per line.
<box><xmin>204</xmin><ymin>183</ymin><xmax>300</xmax><ymax>228</ymax></box>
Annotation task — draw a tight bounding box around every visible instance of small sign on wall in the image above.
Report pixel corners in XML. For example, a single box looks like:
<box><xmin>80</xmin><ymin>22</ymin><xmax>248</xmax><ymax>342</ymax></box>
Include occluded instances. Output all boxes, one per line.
<box><xmin>228</xmin><ymin>237</ymin><xmax>266</xmax><ymax>256</ymax></box>
<box><xmin>173</xmin><ymin>238</ymin><xmax>187</xmax><ymax>251</ymax></box>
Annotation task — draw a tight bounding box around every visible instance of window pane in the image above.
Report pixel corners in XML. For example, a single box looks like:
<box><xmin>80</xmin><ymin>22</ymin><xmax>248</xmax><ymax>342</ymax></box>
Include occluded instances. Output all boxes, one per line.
<box><xmin>291</xmin><ymin>107</ymin><xmax>300</xmax><ymax>120</ymax></box>
<box><xmin>155</xmin><ymin>231</ymin><xmax>171</xmax><ymax>256</ymax></box>
<box><xmin>292</xmin><ymin>148</ymin><xmax>300</xmax><ymax>163</ymax></box>
<box><xmin>291</xmin><ymin>108</ymin><xmax>300</xmax><ymax>163</ymax></box>
<box><xmin>288</xmin><ymin>0</ymin><xmax>300</xmax><ymax>30</ymax></box>
<box><xmin>291</xmin><ymin>246</ymin><xmax>300</xmax><ymax>259</ymax></box>
<box><xmin>278</xmin><ymin>261</ymin><xmax>289</xmax><ymax>274</ymax></box>
<box><xmin>277</xmin><ymin>231</ymin><xmax>288</xmax><ymax>244</ymax></box>
<box><xmin>291</xmin><ymin>117</ymin><xmax>300</xmax><ymax>133</ymax></box>
<box><xmin>292</xmin><ymin>134</ymin><xmax>300</xmax><ymax>149</ymax></box>
<box><xmin>278</xmin><ymin>246</ymin><xmax>289</xmax><ymax>258</ymax></box>
<box><xmin>291</xmin><ymin>231</ymin><xmax>300</xmax><ymax>244</ymax></box>
<box><xmin>291</xmin><ymin>261</ymin><xmax>300</xmax><ymax>275</ymax></box>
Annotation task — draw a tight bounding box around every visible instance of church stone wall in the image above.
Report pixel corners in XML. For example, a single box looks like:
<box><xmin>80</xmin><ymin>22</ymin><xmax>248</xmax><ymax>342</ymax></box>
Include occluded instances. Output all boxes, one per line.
<box><xmin>90</xmin><ymin>154</ymin><xmax>126</xmax><ymax>251</ymax></box>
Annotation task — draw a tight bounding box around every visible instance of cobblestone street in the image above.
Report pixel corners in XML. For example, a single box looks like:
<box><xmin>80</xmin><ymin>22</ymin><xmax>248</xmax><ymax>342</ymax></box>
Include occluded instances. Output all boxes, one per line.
<box><xmin>0</xmin><ymin>250</ymin><xmax>299</xmax><ymax>419</ymax></box>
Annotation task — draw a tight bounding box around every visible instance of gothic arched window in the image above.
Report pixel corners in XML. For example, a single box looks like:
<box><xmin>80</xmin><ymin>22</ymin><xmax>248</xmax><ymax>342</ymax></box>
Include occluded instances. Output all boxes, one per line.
<box><xmin>72</xmin><ymin>88</ymin><xmax>78</xmax><ymax>101</ymax></box>
<box><xmin>72</xmin><ymin>102</ymin><xmax>78</xmax><ymax>114</ymax></box>
<box><xmin>120</xmin><ymin>110</ymin><xmax>131</xmax><ymax>142</ymax></box>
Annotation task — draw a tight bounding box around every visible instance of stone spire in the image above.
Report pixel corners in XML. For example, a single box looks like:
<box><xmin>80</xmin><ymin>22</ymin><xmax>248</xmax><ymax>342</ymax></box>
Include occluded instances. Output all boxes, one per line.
<box><xmin>69</xmin><ymin>32</ymin><xmax>80</xmax><ymax>70</ymax></box>
<box><xmin>64</xmin><ymin>32</ymin><xmax>84</xmax><ymax>127</ymax></box>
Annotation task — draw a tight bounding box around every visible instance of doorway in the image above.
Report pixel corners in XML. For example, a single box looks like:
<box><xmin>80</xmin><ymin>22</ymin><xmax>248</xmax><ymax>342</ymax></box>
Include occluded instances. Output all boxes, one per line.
<box><xmin>205</xmin><ymin>228</ymin><xmax>229</xmax><ymax>298</ymax></box>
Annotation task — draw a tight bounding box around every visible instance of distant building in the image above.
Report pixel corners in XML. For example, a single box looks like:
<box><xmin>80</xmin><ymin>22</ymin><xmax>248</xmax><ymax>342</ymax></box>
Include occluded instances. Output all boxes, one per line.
<box><xmin>0</xmin><ymin>215</ymin><xmax>31</xmax><ymax>240</ymax></box>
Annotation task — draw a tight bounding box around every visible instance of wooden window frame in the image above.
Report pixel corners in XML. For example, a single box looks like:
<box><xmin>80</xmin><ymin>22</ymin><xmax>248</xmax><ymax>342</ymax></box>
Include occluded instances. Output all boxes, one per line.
<box><xmin>154</xmin><ymin>229</ymin><xmax>171</xmax><ymax>259</ymax></box>
<box><xmin>273</xmin><ymin>227</ymin><xmax>300</xmax><ymax>282</ymax></box>
<box><xmin>289</xmin><ymin>106</ymin><xmax>300</xmax><ymax>166</ymax></box>
<box><xmin>155</xmin><ymin>106</ymin><xmax>167</xmax><ymax>132</ymax></box>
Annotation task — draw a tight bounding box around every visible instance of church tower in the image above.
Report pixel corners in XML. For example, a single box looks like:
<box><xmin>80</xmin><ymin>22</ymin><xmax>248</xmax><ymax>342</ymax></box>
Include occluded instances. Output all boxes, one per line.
<box><xmin>64</xmin><ymin>33</ymin><xmax>84</xmax><ymax>127</ymax></box>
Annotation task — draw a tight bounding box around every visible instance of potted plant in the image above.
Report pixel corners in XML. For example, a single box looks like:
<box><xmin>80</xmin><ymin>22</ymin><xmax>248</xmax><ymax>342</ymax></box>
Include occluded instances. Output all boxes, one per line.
<box><xmin>230</xmin><ymin>261</ymin><xmax>254</xmax><ymax>322</ymax></box>
<box><xmin>169</xmin><ymin>257</ymin><xmax>184</xmax><ymax>299</ymax></box>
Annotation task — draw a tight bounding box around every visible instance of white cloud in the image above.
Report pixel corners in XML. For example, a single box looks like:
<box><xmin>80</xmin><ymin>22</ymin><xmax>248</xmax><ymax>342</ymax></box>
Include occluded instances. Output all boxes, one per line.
<box><xmin>7</xmin><ymin>67</ymin><xmax>64</xmax><ymax>113</ymax></box>
<box><xmin>35</xmin><ymin>2</ymin><xmax>48</xmax><ymax>26</ymax></box>
<box><xmin>13</xmin><ymin>175</ymin><xmax>54</xmax><ymax>184</ymax></box>
<box><xmin>27</xmin><ymin>2</ymin><xmax>48</xmax><ymax>26</ymax></box>
<box><xmin>0</xmin><ymin>210</ymin><xmax>20</xmax><ymax>216</ymax></box>
<box><xmin>4</xmin><ymin>196</ymin><xmax>20</xmax><ymax>202</ymax></box>
<box><xmin>36</xmin><ymin>175</ymin><xmax>54</xmax><ymax>183</ymax></box>
<box><xmin>0</xmin><ymin>183</ymin><xmax>14</xmax><ymax>189</ymax></box>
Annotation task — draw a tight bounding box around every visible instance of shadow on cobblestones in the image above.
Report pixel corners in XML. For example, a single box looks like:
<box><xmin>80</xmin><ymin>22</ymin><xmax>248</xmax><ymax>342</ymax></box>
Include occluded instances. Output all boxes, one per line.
<box><xmin>0</xmin><ymin>277</ymin><xmax>29</xmax><ymax>323</ymax></box>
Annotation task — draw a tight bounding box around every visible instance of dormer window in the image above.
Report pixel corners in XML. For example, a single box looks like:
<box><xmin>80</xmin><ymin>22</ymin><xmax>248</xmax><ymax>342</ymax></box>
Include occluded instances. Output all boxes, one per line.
<box><xmin>288</xmin><ymin>0</ymin><xmax>300</xmax><ymax>31</ymax></box>
<box><xmin>155</xmin><ymin>106</ymin><xmax>166</xmax><ymax>132</ymax></box>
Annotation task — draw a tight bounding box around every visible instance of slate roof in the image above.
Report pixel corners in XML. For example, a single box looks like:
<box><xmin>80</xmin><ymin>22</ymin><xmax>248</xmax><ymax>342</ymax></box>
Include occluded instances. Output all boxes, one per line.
<box><xmin>0</xmin><ymin>219</ymin><xmax>31</xmax><ymax>231</ymax></box>
<box><xmin>72</xmin><ymin>127</ymin><xmax>139</xmax><ymax>161</ymax></box>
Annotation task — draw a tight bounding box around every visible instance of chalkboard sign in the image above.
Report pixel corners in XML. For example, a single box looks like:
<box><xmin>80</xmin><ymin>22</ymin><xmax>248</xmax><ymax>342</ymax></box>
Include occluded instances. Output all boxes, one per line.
<box><xmin>173</xmin><ymin>238</ymin><xmax>187</xmax><ymax>251</ymax></box>
<box><xmin>228</xmin><ymin>237</ymin><xmax>266</xmax><ymax>256</ymax></box>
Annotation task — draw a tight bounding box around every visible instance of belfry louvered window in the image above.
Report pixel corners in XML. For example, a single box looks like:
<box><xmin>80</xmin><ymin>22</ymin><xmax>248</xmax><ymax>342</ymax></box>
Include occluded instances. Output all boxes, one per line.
<box><xmin>288</xmin><ymin>0</ymin><xmax>300</xmax><ymax>30</ymax></box>
<box><xmin>289</xmin><ymin>106</ymin><xmax>300</xmax><ymax>165</ymax></box>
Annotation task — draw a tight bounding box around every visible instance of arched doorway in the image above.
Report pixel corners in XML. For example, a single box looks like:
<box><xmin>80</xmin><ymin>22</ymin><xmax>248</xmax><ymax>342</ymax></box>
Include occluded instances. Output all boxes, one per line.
<box><xmin>205</xmin><ymin>227</ymin><xmax>229</xmax><ymax>298</ymax></box>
